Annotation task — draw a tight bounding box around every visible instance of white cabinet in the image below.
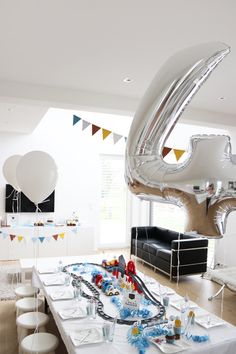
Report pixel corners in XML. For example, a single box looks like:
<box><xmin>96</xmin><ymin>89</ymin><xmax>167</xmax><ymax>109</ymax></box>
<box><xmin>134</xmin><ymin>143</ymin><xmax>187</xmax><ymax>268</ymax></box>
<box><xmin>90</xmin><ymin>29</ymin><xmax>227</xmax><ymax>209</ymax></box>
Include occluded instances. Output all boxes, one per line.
<box><xmin>0</xmin><ymin>226</ymin><xmax>95</xmax><ymax>260</ymax></box>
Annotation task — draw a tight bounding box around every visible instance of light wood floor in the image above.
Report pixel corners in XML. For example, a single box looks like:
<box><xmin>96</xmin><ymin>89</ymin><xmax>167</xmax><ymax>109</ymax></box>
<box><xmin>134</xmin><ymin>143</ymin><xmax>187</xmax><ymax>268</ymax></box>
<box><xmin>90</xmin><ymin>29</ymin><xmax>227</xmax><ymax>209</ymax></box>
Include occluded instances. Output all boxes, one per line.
<box><xmin>0</xmin><ymin>251</ymin><xmax>235</xmax><ymax>354</ymax></box>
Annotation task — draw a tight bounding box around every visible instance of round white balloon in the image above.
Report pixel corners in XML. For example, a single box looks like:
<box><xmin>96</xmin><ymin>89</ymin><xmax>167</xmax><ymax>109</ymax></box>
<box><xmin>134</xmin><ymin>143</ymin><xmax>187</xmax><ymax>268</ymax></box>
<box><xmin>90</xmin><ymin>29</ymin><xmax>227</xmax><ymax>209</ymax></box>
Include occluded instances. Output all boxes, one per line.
<box><xmin>2</xmin><ymin>154</ymin><xmax>22</xmax><ymax>191</ymax></box>
<box><xmin>16</xmin><ymin>151</ymin><xmax>58</xmax><ymax>205</ymax></box>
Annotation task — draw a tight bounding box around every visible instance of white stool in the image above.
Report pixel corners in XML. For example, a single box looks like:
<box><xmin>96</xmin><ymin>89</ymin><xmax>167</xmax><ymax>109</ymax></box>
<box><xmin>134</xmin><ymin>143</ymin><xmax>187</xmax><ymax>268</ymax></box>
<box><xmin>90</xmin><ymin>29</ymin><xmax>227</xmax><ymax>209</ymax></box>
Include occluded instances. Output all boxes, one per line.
<box><xmin>15</xmin><ymin>285</ymin><xmax>39</xmax><ymax>299</ymax></box>
<box><xmin>20</xmin><ymin>333</ymin><xmax>59</xmax><ymax>354</ymax></box>
<box><xmin>16</xmin><ymin>311</ymin><xmax>50</xmax><ymax>346</ymax></box>
<box><xmin>16</xmin><ymin>297</ymin><xmax>44</xmax><ymax>317</ymax></box>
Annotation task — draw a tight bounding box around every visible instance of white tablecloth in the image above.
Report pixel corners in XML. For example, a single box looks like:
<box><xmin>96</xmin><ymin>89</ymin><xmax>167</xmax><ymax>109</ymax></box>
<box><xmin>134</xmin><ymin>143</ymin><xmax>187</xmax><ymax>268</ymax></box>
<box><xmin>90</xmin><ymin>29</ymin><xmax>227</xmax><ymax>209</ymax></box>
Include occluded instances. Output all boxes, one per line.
<box><xmin>32</xmin><ymin>255</ymin><xmax>236</xmax><ymax>354</ymax></box>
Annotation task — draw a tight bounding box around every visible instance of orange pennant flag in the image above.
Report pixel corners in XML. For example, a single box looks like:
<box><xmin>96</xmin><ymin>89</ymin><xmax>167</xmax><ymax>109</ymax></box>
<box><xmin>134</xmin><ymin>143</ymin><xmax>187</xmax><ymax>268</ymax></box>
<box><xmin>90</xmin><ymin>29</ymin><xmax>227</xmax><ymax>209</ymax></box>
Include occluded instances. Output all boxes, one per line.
<box><xmin>102</xmin><ymin>129</ymin><xmax>112</xmax><ymax>140</ymax></box>
<box><xmin>162</xmin><ymin>147</ymin><xmax>172</xmax><ymax>158</ymax></box>
<box><xmin>53</xmin><ymin>234</ymin><xmax>58</xmax><ymax>241</ymax></box>
<box><xmin>18</xmin><ymin>236</ymin><xmax>23</xmax><ymax>242</ymax></box>
<box><xmin>173</xmin><ymin>149</ymin><xmax>185</xmax><ymax>161</ymax></box>
<box><xmin>59</xmin><ymin>233</ymin><xmax>65</xmax><ymax>239</ymax></box>
<box><xmin>92</xmin><ymin>124</ymin><xmax>101</xmax><ymax>136</ymax></box>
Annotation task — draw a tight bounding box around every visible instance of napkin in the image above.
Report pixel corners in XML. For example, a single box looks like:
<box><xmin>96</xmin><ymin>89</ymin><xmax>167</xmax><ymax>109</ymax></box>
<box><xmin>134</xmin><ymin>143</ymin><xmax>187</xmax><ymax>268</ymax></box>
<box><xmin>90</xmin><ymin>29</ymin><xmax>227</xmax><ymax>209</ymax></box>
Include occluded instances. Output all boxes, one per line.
<box><xmin>70</xmin><ymin>328</ymin><xmax>103</xmax><ymax>347</ymax></box>
<box><xmin>171</xmin><ymin>299</ymin><xmax>198</xmax><ymax>310</ymax></box>
<box><xmin>50</xmin><ymin>289</ymin><xmax>74</xmax><ymax>300</ymax></box>
<box><xmin>38</xmin><ymin>267</ymin><xmax>57</xmax><ymax>274</ymax></box>
<box><xmin>58</xmin><ymin>307</ymin><xmax>87</xmax><ymax>320</ymax></box>
<box><xmin>43</xmin><ymin>276</ymin><xmax>65</xmax><ymax>286</ymax></box>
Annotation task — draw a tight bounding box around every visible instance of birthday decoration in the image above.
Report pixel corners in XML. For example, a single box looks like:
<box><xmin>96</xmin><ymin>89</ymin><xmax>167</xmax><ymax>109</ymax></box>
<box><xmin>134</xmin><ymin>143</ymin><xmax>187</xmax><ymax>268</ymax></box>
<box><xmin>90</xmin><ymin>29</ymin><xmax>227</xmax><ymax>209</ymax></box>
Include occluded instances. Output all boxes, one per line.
<box><xmin>72</xmin><ymin>115</ymin><xmax>187</xmax><ymax>162</ymax></box>
<box><xmin>125</xmin><ymin>42</ymin><xmax>236</xmax><ymax>236</ymax></box>
<box><xmin>63</xmin><ymin>256</ymin><xmax>165</xmax><ymax>326</ymax></box>
<box><xmin>127</xmin><ymin>323</ymin><xmax>149</xmax><ymax>354</ymax></box>
<box><xmin>73</xmin><ymin>115</ymin><xmax>125</xmax><ymax>144</ymax></box>
<box><xmin>0</xmin><ymin>230</ymin><xmax>67</xmax><ymax>243</ymax></box>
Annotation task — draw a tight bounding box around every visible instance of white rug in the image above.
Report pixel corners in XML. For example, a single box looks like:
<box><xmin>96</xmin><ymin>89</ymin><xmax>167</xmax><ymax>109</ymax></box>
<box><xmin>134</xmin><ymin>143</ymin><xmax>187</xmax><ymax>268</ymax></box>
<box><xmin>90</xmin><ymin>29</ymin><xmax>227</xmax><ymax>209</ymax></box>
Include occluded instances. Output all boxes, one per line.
<box><xmin>0</xmin><ymin>263</ymin><xmax>21</xmax><ymax>301</ymax></box>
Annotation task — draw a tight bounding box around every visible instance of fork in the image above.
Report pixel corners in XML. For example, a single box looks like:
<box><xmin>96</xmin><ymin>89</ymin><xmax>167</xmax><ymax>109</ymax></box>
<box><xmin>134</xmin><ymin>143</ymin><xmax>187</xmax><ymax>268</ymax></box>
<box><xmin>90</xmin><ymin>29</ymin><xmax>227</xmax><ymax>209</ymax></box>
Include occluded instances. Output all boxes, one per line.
<box><xmin>75</xmin><ymin>329</ymin><xmax>92</xmax><ymax>345</ymax></box>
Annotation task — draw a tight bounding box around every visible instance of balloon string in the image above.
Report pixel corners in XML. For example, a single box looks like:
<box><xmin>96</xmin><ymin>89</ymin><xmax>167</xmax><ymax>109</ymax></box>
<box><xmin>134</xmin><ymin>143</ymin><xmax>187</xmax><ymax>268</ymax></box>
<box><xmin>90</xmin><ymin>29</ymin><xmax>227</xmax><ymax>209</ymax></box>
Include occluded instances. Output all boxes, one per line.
<box><xmin>36</xmin><ymin>205</ymin><xmax>42</xmax><ymax>213</ymax></box>
<box><xmin>134</xmin><ymin>227</ymin><xmax>138</xmax><ymax>268</ymax></box>
<box><xmin>33</xmin><ymin>204</ymin><xmax>40</xmax><ymax>337</ymax></box>
<box><xmin>5</xmin><ymin>188</ymin><xmax>15</xmax><ymax>199</ymax></box>
<box><xmin>176</xmin><ymin>232</ymin><xmax>180</xmax><ymax>289</ymax></box>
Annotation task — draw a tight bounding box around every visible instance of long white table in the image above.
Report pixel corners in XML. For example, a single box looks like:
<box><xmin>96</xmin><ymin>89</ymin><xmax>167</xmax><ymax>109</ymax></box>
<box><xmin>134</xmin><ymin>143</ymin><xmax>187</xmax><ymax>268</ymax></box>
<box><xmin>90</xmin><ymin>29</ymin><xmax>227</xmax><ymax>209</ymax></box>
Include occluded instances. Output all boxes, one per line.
<box><xmin>32</xmin><ymin>255</ymin><xmax>236</xmax><ymax>354</ymax></box>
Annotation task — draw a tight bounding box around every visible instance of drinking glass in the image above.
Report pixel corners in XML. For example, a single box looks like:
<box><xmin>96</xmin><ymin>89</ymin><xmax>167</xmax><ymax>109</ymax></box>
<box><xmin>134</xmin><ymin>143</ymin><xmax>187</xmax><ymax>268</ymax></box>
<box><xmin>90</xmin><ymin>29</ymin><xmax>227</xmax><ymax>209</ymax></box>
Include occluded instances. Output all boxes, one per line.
<box><xmin>64</xmin><ymin>274</ymin><xmax>71</xmax><ymax>286</ymax></box>
<box><xmin>73</xmin><ymin>286</ymin><xmax>82</xmax><ymax>301</ymax></box>
<box><xmin>102</xmin><ymin>322</ymin><xmax>114</xmax><ymax>342</ymax></box>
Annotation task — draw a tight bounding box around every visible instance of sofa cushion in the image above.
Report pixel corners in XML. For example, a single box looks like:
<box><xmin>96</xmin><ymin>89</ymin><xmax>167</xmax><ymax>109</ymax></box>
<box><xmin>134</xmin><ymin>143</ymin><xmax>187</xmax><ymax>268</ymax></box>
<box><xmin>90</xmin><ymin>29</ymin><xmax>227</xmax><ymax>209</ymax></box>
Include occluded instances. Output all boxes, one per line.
<box><xmin>157</xmin><ymin>249</ymin><xmax>171</xmax><ymax>262</ymax></box>
<box><xmin>143</xmin><ymin>241</ymin><xmax>171</xmax><ymax>256</ymax></box>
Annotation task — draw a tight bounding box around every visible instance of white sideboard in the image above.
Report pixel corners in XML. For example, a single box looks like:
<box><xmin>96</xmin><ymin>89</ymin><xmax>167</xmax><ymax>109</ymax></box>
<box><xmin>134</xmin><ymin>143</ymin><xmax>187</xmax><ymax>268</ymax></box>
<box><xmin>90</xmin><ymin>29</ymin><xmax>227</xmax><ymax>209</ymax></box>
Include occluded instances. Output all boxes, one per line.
<box><xmin>0</xmin><ymin>226</ymin><xmax>95</xmax><ymax>260</ymax></box>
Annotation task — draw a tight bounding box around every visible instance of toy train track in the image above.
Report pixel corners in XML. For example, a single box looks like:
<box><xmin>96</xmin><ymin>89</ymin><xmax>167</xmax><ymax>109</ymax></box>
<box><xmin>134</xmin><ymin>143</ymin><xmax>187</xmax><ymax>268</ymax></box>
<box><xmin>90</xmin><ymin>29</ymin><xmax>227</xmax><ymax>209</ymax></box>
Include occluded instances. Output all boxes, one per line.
<box><xmin>63</xmin><ymin>262</ymin><xmax>165</xmax><ymax>325</ymax></box>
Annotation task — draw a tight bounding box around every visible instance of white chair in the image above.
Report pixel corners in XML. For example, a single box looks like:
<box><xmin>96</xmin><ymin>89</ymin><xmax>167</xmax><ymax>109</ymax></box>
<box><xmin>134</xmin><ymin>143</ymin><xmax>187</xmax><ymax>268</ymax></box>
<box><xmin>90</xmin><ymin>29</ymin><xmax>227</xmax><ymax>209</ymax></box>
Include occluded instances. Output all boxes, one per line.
<box><xmin>20</xmin><ymin>333</ymin><xmax>59</xmax><ymax>354</ymax></box>
<box><xmin>16</xmin><ymin>311</ymin><xmax>50</xmax><ymax>347</ymax></box>
<box><xmin>15</xmin><ymin>285</ymin><xmax>39</xmax><ymax>299</ymax></box>
<box><xmin>15</xmin><ymin>297</ymin><xmax>44</xmax><ymax>317</ymax></box>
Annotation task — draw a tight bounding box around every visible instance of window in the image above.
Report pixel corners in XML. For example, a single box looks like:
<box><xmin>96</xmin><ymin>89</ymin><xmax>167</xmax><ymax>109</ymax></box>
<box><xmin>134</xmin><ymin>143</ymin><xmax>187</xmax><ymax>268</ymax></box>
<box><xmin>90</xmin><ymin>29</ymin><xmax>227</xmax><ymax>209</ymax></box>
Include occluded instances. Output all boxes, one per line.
<box><xmin>151</xmin><ymin>201</ymin><xmax>186</xmax><ymax>232</ymax></box>
<box><xmin>99</xmin><ymin>154</ymin><xmax>127</xmax><ymax>247</ymax></box>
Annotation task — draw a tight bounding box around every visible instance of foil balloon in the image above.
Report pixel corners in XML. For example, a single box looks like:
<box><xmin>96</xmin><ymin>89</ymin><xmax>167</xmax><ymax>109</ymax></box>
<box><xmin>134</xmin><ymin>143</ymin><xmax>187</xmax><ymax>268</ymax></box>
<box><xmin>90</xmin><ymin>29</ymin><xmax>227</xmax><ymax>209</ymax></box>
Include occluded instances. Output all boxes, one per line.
<box><xmin>125</xmin><ymin>42</ymin><xmax>236</xmax><ymax>236</ymax></box>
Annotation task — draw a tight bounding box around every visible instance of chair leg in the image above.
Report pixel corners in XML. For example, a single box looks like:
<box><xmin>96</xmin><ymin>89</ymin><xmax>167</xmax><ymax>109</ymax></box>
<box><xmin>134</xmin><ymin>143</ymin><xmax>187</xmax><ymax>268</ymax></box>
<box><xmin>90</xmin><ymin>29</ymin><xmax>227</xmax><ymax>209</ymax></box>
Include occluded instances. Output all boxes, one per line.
<box><xmin>18</xmin><ymin>327</ymin><xmax>28</xmax><ymax>343</ymax></box>
<box><xmin>39</xmin><ymin>325</ymin><xmax>46</xmax><ymax>333</ymax></box>
<box><xmin>208</xmin><ymin>284</ymin><xmax>225</xmax><ymax>301</ymax></box>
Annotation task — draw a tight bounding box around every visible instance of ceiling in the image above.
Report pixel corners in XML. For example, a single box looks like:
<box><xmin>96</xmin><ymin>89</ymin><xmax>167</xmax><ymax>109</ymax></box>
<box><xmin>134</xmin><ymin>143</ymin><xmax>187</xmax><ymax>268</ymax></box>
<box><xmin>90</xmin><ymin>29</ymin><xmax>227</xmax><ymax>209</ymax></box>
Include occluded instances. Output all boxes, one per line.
<box><xmin>0</xmin><ymin>0</ymin><xmax>236</xmax><ymax>133</ymax></box>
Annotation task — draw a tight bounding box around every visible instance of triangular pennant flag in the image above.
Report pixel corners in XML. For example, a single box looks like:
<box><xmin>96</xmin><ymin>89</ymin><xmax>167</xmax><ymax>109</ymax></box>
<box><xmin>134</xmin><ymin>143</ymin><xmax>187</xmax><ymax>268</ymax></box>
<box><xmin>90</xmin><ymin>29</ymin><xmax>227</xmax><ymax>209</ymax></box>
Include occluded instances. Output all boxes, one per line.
<box><xmin>102</xmin><ymin>129</ymin><xmax>112</xmax><ymax>140</ymax></box>
<box><xmin>71</xmin><ymin>227</ymin><xmax>78</xmax><ymax>234</ymax></box>
<box><xmin>73</xmin><ymin>115</ymin><xmax>81</xmax><ymax>126</ymax></box>
<box><xmin>46</xmin><ymin>236</ymin><xmax>51</xmax><ymax>242</ymax></box>
<box><xmin>10</xmin><ymin>234</ymin><xmax>16</xmax><ymax>241</ymax></box>
<box><xmin>82</xmin><ymin>120</ymin><xmax>90</xmax><ymax>131</ymax></box>
<box><xmin>59</xmin><ymin>233</ymin><xmax>65</xmax><ymax>239</ymax></box>
<box><xmin>162</xmin><ymin>146</ymin><xmax>172</xmax><ymax>158</ymax></box>
<box><xmin>113</xmin><ymin>133</ymin><xmax>123</xmax><ymax>144</ymax></box>
<box><xmin>39</xmin><ymin>237</ymin><xmax>45</xmax><ymax>243</ymax></box>
<box><xmin>92</xmin><ymin>124</ymin><xmax>101</xmax><ymax>136</ymax></box>
<box><xmin>18</xmin><ymin>236</ymin><xmax>23</xmax><ymax>242</ymax></box>
<box><xmin>173</xmin><ymin>149</ymin><xmax>185</xmax><ymax>161</ymax></box>
<box><xmin>31</xmin><ymin>237</ymin><xmax>38</xmax><ymax>243</ymax></box>
<box><xmin>53</xmin><ymin>234</ymin><xmax>58</xmax><ymax>241</ymax></box>
<box><xmin>2</xmin><ymin>233</ymin><xmax>8</xmax><ymax>239</ymax></box>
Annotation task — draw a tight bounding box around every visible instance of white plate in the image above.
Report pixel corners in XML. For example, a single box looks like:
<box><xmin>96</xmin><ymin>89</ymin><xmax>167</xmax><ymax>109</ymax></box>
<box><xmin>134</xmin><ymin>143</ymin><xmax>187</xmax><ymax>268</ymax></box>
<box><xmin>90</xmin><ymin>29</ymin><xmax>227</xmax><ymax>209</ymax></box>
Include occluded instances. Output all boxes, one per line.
<box><xmin>70</xmin><ymin>328</ymin><xmax>103</xmax><ymax>347</ymax></box>
<box><xmin>150</xmin><ymin>337</ymin><xmax>191</xmax><ymax>353</ymax></box>
<box><xmin>151</xmin><ymin>286</ymin><xmax>175</xmax><ymax>296</ymax></box>
<box><xmin>58</xmin><ymin>307</ymin><xmax>87</xmax><ymax>320</ymax></box>
<box><xmin>50</xmin><ymin>290</ymin><xmax>74</xmax><ymax>300</ymax></box>
<box><xmin>171</xmin><ymin>300</ymin><xmax>198</xmax><ymax>311</ymax></box>
<box><xmin>43</xmin><ymin>277</ymin><xmax>65</xmax><ymax>286</ymax></box>
<box><xmin>195</xmin><ymin>314</ymin><xmax>225</xmax><ymax>329</ymax></box>
<box><xmin>38</xmin><ymin>268</ymin><xmax>57</xmax><ymax>274</ymax></box>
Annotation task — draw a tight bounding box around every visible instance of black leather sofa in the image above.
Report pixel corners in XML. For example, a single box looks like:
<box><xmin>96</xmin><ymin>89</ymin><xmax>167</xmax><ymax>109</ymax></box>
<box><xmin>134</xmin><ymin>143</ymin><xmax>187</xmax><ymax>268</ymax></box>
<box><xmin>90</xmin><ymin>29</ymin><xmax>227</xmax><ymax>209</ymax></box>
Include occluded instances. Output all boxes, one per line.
<box><xmin>130</xmin><ymin>226</ymin><xmax>208</xmax><ymax>280</ymax></box>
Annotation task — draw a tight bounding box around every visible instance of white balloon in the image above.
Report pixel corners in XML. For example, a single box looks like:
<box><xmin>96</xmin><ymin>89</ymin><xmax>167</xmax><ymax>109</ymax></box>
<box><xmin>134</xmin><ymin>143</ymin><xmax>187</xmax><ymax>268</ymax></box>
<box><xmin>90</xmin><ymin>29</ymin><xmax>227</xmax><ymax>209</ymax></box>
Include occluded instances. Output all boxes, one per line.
<box><xmin>2</xmin><ymin>155</ymin><xmax>22</xmax><ymax>191</ymax></box>
<box><xmin>16</xmin><ymin>151</ymin><xmax>58</xmax><ymax>205</ymax></box>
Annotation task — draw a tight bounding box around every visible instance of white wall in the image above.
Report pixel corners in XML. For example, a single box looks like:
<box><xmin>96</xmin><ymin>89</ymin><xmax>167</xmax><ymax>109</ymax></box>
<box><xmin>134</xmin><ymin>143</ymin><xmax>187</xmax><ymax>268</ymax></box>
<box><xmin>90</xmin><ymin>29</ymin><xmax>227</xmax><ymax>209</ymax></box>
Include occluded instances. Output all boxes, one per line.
<box><xmin>0</xmin><ymin>108</ymin><xmax>132</xmax><ymax>249</ymax></box>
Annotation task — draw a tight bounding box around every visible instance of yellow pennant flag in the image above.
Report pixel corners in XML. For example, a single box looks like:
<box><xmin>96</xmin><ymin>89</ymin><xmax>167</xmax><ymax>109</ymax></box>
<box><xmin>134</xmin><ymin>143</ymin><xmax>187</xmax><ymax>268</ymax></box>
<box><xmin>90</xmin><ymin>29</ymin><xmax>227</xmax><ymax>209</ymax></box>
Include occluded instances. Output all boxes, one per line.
<box><xmin>102</xmin><ymin>129</ymin><xmax>112</xmax><ymax>140</ymax></box>
<box><xmin>173</xmin><ymin>149</ymin><xmax>185</xmax><ymax>161</ymax></box>
<box><xmin>59</xmin><ymin>233</ymin><xmax>65</xmax><ymax>239</ymax></box>
<box><xmin>18</xmin><ymin>236</ymin><xmax>24</xmax><ymax>242</ymax></box>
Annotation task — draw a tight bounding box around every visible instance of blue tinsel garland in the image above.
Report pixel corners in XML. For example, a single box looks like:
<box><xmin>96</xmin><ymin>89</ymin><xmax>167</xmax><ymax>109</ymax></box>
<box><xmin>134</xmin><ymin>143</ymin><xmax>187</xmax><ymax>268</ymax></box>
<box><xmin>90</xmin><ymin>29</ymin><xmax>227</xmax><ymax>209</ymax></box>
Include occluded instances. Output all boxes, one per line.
<box><xmin>111</xmin><ymin>296</ymin><xmax>152</xmax><ymax>320</ymax></box>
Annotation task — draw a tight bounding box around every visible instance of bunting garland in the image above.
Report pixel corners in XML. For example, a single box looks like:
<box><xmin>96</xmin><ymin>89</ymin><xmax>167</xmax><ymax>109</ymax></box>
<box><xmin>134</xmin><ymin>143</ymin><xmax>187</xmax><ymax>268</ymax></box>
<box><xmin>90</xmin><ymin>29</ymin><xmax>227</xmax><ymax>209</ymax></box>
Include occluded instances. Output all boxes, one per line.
<box><xmin>72</xmin><ymin>115</ymin><xmax>187</xmax><ymax>161</ymax></box>
<box><xmin>0</xmin><ymin>228</ymin><xmax>78</xmax><ymax>244</ymax></box>
<box><xmin>73</xmin><ymin>115</ymin><xmax>127</xmax><ymax>144</ymax></box>
<box><xmin>162</xmin><ymin>146</ymin><xmax>186</xmax><ymax>161</ymax></box>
